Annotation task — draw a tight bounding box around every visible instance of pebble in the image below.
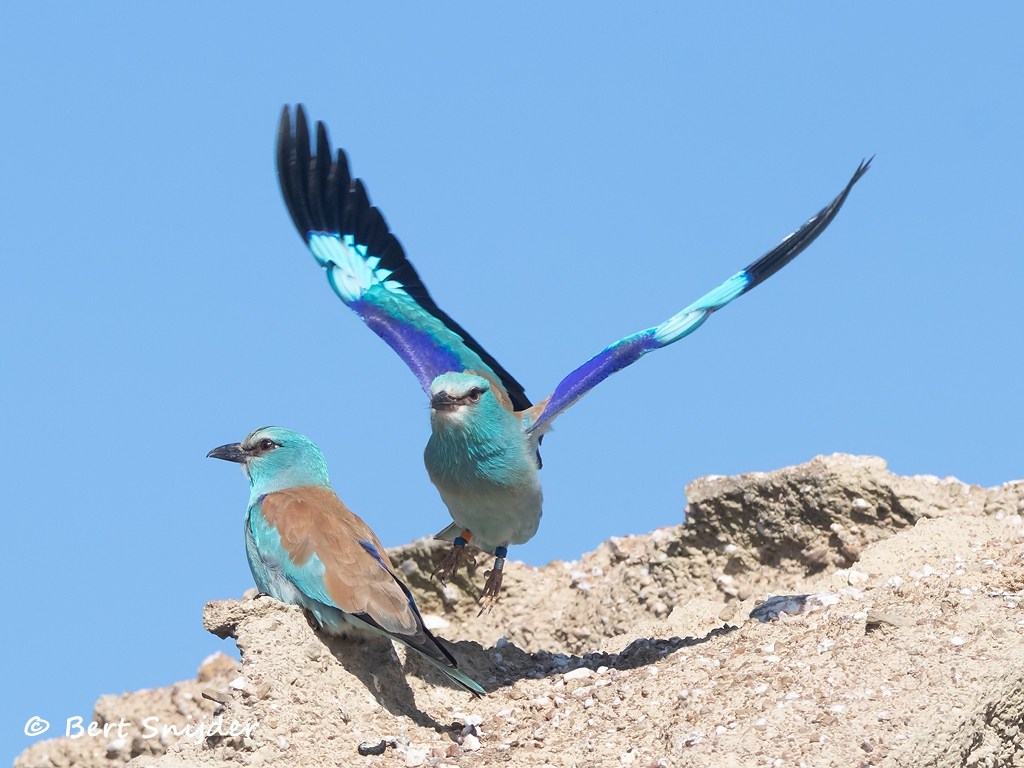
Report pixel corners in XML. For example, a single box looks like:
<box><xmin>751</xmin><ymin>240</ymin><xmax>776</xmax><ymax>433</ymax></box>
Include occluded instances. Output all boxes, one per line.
<box><xmin>750</xmin><ymin>593</ymin><xmax>836</xmax><ymax>622</ymax></box>
<box><xmin>421</xmin><ymin>615</ymin><xmax>450</xmax><ymax>630</ymax></box>
<box><xmin>847</xmin><ymin>569</ymin><xmax>869</xmax><ymax>585</ymax></box>
<box><xmin>564</xmin><ymin>667</ymin><xmax>593</xmax><ymax>681</ymax></box>
<box><xmin>866</xmin><ymin>610</ymin><xmax>914</xmax><ymax>628</ymax></box>
<box><xmin>357</xmin><ymin>740</ymin><xmax>387</xmax><ymax>756</ymax></box>
<box><xmin>461</xmin><ymin>734</ymin><xmax>481</xmax><ymax>751</ymax></box>
<box><xmin>404</xmin><ymin>748</ymin><xmax>427</xmax><ymax>767</ymax></box>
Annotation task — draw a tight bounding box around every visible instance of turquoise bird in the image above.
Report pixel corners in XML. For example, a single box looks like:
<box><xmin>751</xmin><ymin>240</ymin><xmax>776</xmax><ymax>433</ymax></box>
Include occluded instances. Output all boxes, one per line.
<box><xmin>207</xmin><ymin>426</ymin><xmax>484</xmax><ymax>695</ymax></box>
<box><xmin>276</xmin><ymin>105</ymin><xmax>870</xmax><ymax>606</ymax></box>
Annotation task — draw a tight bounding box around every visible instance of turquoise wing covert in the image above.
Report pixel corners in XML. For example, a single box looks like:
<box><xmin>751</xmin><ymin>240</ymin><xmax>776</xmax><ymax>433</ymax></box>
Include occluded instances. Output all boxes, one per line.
<box><xmin>277</xmin><ymin>105</ymin><xmax>531</xmax><ymax>411</ymax></box>
<box><xmin>523</xmin><ymin>159</ymin><xmax>872</xmax><ymax>434</ymax></box>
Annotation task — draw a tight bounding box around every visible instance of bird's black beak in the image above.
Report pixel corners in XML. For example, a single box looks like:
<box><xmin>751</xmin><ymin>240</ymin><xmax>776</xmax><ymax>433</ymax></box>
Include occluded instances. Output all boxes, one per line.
<box><xmin>430</xmin><ymin>391</ymin><xmax>458</xmax><ymax>412</ymax></box>
<box><xmin>207</xmin><ymin>443</ymin><xmax>248</xmax><ymax>463</ymax></box>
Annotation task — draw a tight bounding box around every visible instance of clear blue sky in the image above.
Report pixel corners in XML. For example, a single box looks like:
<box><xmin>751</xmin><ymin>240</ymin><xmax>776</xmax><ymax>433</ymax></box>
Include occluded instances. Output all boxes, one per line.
<box><xmin>3</xmin><ymin>3</ymin><xmax>1022</xmax><ymax>760</ymax></box>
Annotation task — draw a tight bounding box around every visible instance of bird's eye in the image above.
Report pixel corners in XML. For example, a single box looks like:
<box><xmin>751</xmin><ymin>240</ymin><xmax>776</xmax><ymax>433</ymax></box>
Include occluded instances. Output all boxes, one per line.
<box><xmin>258</xmin><ymin>439</ymin><xmax>276</xmax><ymax>451</ymax></box>
<box><xmin>467</xmin><ymin>388</ymin><xmax>482</xmax><ymax>403</ymax></box>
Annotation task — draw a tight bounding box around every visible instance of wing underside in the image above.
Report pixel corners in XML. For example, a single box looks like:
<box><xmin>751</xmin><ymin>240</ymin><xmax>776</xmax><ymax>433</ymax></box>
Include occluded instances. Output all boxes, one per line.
<box><xmin>524</xmin><ymin>159</ymin><xmax>872</xmax><ymax>433</ymax></box>
<box><xmin>277</xmin><ymin>105</ymin><xmax>531</xmax><ymax>411</ymax></box>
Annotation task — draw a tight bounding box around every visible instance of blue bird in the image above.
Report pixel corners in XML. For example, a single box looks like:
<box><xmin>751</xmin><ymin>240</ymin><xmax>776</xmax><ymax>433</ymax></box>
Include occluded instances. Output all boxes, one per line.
<box><xmin>207</xmin><ymin>426</ymin><xmax>484</xmax><ymax>695</ymax></box>
<box><xmin>276</xmin><ymin>105</ymin><xmax>869</xmax><ymax>606</ymax></box>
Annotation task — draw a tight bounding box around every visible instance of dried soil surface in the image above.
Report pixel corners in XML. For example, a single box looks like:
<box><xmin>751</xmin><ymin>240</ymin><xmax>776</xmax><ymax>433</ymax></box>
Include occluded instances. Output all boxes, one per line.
<box><xmin>16</xmin><ymin>454</ymin><xmax>1024</xmax><ymax>768</ymax></box>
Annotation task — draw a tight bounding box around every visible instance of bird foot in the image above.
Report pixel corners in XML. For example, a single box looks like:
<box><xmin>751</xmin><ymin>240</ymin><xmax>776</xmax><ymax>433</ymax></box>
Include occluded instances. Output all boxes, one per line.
<box><xmin>431</xmin><ymin>544</ymin><xmax>476</xmax><ymax>584</ymax></box>
<box><xmin>478</xmin><ymin>566</ymin><xmax>504</xmax><ymax>614</ymax></box>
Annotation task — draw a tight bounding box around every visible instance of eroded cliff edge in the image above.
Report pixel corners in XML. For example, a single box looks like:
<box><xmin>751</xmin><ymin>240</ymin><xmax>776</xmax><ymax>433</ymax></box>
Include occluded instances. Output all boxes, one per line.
<box><xmin>17</xmin><ymin>454</ymin><xmax>1024</xmax><ymax>768</ymax></box>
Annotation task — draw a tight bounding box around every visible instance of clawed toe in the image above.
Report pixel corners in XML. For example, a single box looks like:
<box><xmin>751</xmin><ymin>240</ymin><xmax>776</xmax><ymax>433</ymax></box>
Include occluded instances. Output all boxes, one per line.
<box><xmin>431</xmin><ymin>545</ymin><xmax>476</xmax><ymax>584</ymax></box>
<box><xmin>478</xmin><ymin>567</ymin><xmax>504</xmax><ymax>614</ymax></box>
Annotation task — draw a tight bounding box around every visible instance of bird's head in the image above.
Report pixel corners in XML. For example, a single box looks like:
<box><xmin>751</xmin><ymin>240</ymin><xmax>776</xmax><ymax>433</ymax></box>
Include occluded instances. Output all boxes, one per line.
<box><xmin>207</xmin><ymin>426</ymin><xmax>330</xmax><ymax>494</ymax></box>
<box><xmin>429</xmin><ymin>372</ymin><xmax>499</xmax><ymax>426</ymax></box>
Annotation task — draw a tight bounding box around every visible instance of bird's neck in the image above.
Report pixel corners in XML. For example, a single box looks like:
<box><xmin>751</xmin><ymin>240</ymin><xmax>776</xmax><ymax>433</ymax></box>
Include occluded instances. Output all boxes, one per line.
<box><xmin>426</xmin><ymin>407</ymin><xmax>534</xmax><ymax>487</ymax></box>
<box><xmin>246</xmin><ymin>464</ymin><xmax>331</xmax><ymax>506</ymax></box>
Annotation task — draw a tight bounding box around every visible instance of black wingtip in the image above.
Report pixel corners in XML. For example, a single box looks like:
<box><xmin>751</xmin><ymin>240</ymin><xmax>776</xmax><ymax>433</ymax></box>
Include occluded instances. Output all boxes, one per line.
<box><xmin>273</xmin><ymin>106</ymin><xmax>534</xmax><ymax>410</ymax></box>
<box><xmin>277</xmin><ymin>104</ymin><xmax>314</xmax><ymax>241</ymax></box>
<box><xmin>850</xmin><ymin>155</ymin><xmax>873</xmax><ymax>186</ymax></box>
<box><xmin>742</xmin><ymin>158</ymin><xmax>872</xmax><ymax>292</ymax></box>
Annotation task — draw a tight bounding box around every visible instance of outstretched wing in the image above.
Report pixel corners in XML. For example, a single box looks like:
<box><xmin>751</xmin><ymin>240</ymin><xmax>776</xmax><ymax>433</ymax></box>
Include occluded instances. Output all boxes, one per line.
<box><xmin>277</xmin><ymin>105</ymin><xmax>531</xmax><ymax>411</ymax></box>
<box><xmin>523</xmin><ymin>159</ymin><xmax>872</xmax><ymax>434</ymax></box>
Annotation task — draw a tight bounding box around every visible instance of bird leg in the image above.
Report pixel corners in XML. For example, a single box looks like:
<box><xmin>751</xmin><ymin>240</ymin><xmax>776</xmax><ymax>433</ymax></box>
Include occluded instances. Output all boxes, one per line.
<box><xmin>431</xmin><ymin>531</ymin><xmax>476</xmax><ymax>584</ymax></box>
<box><xmin>478</xmin><ymin>546</ymin><xmax>508</xmax><ymax>614</ymax></box>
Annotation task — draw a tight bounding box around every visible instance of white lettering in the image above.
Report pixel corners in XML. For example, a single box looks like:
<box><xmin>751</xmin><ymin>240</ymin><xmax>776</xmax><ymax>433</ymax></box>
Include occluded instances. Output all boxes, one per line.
<box><xmin>162</xmin><ymin>723</ymin><xmax>186</xmax><ymax>739</ymax></box>
<box><xmin>140</xmin><ymin>717</ymin><xmax>159</xmax><ymax>739</ymax></box>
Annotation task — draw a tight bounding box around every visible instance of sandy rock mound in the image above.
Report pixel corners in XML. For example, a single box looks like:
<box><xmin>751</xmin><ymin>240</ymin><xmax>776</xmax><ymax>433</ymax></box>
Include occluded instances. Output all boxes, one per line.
<box><xmin>16</xmin><ymin>652</ymin><xmax>240</xmax><ymax>768</ymax></box>
<box><xmin>389</xmin><ymin>454</ymin><xmax>1023</xmax><ymax>657</ymax></box>
<box><xmin>16</xmin><ymin>454</ymin><xmax>1024</xmax><ymax>768</ymax></box>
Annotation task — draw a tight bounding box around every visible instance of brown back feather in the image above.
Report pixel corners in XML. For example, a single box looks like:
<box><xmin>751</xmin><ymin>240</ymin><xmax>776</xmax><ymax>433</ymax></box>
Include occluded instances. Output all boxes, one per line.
<box><xmin>260</xmin><ymin>486</ymin><xmax>419</xmax><ymax>635</ymax></box>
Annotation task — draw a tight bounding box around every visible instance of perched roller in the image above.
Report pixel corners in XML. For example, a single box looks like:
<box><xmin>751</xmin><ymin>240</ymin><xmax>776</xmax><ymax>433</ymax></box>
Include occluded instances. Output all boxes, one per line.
<box><xmin>208</xmin><ymin>426</ymin><xmax>484</xmax><ymax>695</ymax></box>
<box><xmin>277</xmin><ymin>104</ymin><xmax>870</xmax><ymax>607</ymax></box>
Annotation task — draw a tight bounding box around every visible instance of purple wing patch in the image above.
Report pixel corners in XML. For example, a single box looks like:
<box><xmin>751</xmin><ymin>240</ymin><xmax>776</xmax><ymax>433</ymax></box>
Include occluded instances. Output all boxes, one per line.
<box><xmin>527</xmin><ymin>331</ymin><xmax>663</xmax><ymax>432</ymax></box>
<box><xmin>277</xmin><ymin>106</ymin><xmax>533</xmax><ymax>411</ymax></box>
<box><xmin>352</xmin><ymin>299</ymin><xmax>464</xmax><ymax>395</ymax></box>
<box><xmin>357</xmin><ymin>539</ymin><xmax>389</xmax><ymax>571</ymax></box>
<box><xmin>525</xmin><ymin>160</ymin><xmax>871</xmax><ymax>434</ymax></box>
